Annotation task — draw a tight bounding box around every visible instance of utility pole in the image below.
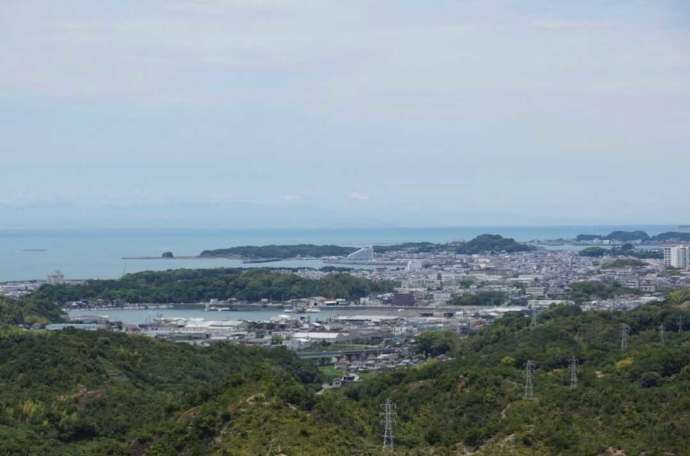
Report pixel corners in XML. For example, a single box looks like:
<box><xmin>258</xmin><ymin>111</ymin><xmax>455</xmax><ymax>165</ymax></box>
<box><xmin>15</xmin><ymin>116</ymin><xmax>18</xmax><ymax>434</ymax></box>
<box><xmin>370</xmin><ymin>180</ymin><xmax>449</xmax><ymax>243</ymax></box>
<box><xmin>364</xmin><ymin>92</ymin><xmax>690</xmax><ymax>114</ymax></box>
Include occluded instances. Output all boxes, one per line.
<box><xmin>620</xmin><ymin>323</ymin><xmax>630</xmax><ymax>352</ymax></box>
<box><xmin>659</xmin><ymin>324</ymin><xmax>665</xmax><ymax>343</ymax></box>
<box><xmin>569</xmin><ymin>357</ymin><xmax>578</xmax><ymax>390</ymax></box>
<box><xmin>382</xmin><ymin>399</ymin><xmax>395</xmax><ymax>450</ymax></box>
<box><xmin>524</xmin><ymin>361</ymin><xmax>535</xmax><ymax>400</ymax></box>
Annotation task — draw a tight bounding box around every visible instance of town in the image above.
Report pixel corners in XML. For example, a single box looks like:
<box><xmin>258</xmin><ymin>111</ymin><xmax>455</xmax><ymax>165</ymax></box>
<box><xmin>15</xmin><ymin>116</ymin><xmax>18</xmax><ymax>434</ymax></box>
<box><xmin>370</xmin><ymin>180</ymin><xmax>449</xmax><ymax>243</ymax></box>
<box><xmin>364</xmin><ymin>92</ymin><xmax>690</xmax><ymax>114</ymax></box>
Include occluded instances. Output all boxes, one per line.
<box><xmin>5</xmin><ymin>231</ymin><xmax>690</xmax><ymax>386</ymax></box>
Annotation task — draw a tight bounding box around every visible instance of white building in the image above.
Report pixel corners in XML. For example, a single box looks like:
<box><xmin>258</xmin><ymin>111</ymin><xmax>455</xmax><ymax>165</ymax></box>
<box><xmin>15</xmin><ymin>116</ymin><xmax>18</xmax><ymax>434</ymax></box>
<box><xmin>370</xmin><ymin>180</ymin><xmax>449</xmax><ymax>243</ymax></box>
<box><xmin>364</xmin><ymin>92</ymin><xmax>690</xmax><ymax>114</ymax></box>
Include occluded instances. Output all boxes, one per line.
<box><xmin>47</xmin><ymin>270</ymin><xmax>65</xmax><ymax>285</ymax></box>
<box><xmin>663</xmin><ymin>245</ymin><xmax>689</xmax><ymax>269</ymax></box>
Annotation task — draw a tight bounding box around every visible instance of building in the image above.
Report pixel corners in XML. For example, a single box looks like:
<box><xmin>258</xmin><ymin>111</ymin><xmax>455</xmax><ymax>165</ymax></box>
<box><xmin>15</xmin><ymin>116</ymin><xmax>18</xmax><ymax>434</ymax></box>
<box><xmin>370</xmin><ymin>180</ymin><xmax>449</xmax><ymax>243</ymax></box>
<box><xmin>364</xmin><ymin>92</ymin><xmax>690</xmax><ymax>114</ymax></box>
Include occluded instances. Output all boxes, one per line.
<box><xmin>406</xmin><ymin>260</ymin><xmax>423</xmax><ymax>273</ymax></box>
<box><xmin>390</xmin><ymin>293</ymin><xmax>415</xmax><ymax>307</ymax></box>
<box><xmin>47</xmin><ymin>270</ymin><xmax>65</xmax><ymax>285</ymax></box>
<box><xmin>663</xmin><ymin>246</ymin><xmax>689</xmax><ymax>269</ymax></box>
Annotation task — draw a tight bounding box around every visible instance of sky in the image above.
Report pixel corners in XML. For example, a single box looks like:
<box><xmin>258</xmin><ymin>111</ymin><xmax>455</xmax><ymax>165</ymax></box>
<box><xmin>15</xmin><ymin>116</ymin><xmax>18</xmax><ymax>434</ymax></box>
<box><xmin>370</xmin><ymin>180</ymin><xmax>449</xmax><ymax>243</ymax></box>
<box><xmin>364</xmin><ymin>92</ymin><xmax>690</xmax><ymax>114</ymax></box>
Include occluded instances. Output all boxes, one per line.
<box><xmin>1</xmin><ymin>0</ymin><xmax>689</xmax><ymax>229</ymax></box>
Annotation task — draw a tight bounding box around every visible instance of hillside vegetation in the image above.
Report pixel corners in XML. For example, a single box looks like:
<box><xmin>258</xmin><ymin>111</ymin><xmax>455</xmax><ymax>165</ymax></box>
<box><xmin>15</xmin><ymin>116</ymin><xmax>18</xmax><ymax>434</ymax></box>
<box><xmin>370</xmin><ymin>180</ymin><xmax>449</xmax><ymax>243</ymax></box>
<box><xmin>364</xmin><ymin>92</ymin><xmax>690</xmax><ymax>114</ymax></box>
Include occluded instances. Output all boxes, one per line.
<box><xmin>0</xmin><ymin>329</ymin><xmax>354</xmax><ymax>455</ymax></box>
<box><xmin>33</xmin><ymin>268</ymin><xmax>396</xmax><ymax>304</ymax></box>
<box><xmin>329</xmin><ymin>298</ymin><xmax>690</xmax><ymax>455</ymax></box>
<box><xmin>0</xmin><ymin>295</ymin><xmax>64</xmax><ymax>326</ymax></box>
<box><xmin>376</xmin><ymin>235</ymin><xmax>533</xmax><ymax>255</ymax></box>
<box><xmin>4</xmin><ymin>292</ymin><xmax>690</xmax><ymax>454</ymax></box>
<box><xmin>200</xmin><ymin>244</ymin><xmax>357</xmax><ymax>259</ymax></box>
<box><xmin>577</xmin><ymin>230</ymin><xmax>690</xmax><ymax>243</ymax></box>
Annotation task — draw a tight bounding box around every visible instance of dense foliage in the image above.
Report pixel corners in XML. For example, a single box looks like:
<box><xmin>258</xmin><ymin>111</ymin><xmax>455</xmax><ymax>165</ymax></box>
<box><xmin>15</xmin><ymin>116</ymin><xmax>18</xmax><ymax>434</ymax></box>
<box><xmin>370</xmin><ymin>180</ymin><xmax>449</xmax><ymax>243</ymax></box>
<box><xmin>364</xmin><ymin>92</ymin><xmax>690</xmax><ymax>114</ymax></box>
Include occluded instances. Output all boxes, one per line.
<box><xmin>414</xmin><ymin>330</ymin><xmax>459</xmax><ymax>357</ymax></box>
<box><xmin>0</xmin><ymin>295</ymin><xmax>64</xmax><ymax>326</ymax></box>
<box><xmin>578</xmin><ymin>246</ymin><xmax>607</xmax><ymax>257</ymax></box>
<box><xmin>600</xmin><ymin>258</ymin><xmax>647</xmax><ymax>269</ymax></box>
<box><xmin>0</xmin><ymin>330</ymin><xmax>347</xmax><ymax>455</ymax></box>
<box><xmin>33</xmin><ymin>269</ymin><xmax>397</xmax><ymax>304</ymax></box>
<box><xmin>199</xmin><ymin>244</ymin><xmax>357</xmax><ymax>259</ymax></box>
<box><xmin>577</xmin><ymin>230</ymin><xmax>690</xmax><ymax>243</ymax></box>
<box><xmin>375</xmin><ymin>235</ymin><xmax>533</xmax><ymax>255</ymax></box>
<box><xmin>4</xmin><ymin>292</ymin><xmax>690</xmax><ymax>454</ymax></box>
<box><xmin>579</xmin><ymin>244</ymin><xmax>663</xmax><ymax>260</ymax></box>
<box><xmin>200</xmin><ymin>235</ymin><xmax>534</xmax><ymax>259</ymax></box>
<box><xmin>576</xmin><ymin>230</ymin><xmax>650</xmax><ymax>242</ymax></box>
<box><xmin>332</xmin><ymin>299</ymin><xmax>690</xmax><ymax>455</ymax></box>
<box><xmin>450</xmin><ymin>291</ymin><xmax>509</xmax><ymax>307</ymax></box>
<box><xmin>567</xmin><ymin>281</ymin><xmax>640</xmax><ymax>303</ymax></box>
<box><xmin>653</xmin><ymin>231</ymin><xmax>690</xmax><ymax>242</ymax></box>
<box><xmin>455</xmin><ymin>234</ymin><xmax>533</xmax><ymax>254</ymax></box>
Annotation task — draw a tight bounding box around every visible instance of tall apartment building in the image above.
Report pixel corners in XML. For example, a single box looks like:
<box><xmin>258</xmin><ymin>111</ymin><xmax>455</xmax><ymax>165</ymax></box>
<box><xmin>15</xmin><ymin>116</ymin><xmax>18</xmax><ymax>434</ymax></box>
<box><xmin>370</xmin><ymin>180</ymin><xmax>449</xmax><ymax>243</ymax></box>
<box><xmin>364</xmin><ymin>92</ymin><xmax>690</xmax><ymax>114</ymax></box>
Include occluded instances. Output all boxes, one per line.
<box><xmin>663</xmin><ymin>245</ymin><xmax>690</xmax><ymax>269</ymax></box>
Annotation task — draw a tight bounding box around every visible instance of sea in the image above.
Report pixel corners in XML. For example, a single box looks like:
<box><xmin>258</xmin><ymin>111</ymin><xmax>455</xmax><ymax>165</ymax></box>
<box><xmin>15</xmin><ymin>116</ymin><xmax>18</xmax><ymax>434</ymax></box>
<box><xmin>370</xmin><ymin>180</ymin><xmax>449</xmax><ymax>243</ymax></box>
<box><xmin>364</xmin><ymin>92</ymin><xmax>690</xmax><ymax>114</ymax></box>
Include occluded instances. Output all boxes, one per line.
<box><xmin>66</xmin><ymin>307</ymin><xmax>426</xmax><ymax>325</ymax></box>
<box><xmin>0</xmin><ymin>225</ymin><xmax>679</xmax><ymax>282</ymax></box>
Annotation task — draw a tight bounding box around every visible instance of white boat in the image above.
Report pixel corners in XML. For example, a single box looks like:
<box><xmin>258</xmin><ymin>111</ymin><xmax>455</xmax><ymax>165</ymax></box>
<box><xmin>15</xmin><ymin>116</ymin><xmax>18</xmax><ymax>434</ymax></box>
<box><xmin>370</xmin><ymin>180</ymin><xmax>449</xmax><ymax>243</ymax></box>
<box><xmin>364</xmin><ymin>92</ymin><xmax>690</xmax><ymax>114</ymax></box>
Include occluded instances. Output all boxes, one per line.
<box><xmin>305</xmin><ymin>308</ymin><xmax>321</xmax><ymax>313</ymax></box>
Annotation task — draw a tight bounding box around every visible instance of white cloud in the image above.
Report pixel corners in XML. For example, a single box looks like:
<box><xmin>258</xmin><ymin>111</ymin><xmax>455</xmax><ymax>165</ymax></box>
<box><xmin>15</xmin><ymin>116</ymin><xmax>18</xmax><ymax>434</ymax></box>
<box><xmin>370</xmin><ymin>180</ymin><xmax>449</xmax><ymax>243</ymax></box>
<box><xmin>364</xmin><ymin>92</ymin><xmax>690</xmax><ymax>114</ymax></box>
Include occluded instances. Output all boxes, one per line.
<box><xmin>348</xmin><ymin>192</ymin><xmax>370</xmax><ymax>202</ymax></box>
<box><xmin>531</xmin><ymin>20</ymin><xmax>614</xmax><ymax>31</ymax></box>
<box><xmin>280</xmin><ymin>194</ymin><xmax>303</xmax><ymax>202</ymax></box>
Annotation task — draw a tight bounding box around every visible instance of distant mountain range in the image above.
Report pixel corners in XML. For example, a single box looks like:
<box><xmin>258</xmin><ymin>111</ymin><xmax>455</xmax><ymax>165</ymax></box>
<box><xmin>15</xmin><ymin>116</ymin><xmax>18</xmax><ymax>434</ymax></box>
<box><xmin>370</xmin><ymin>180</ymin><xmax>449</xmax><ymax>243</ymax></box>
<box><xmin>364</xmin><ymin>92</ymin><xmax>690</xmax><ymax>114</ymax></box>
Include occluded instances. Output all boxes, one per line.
<box><xmin>576</xmin><ymin>230</ymin><xmax>690</xmax><ymax>242</ymax></box>
<box><xmin>200</xmin><ymin>234</ymin><xmax>533</xmax><ymax>259</ymax></box>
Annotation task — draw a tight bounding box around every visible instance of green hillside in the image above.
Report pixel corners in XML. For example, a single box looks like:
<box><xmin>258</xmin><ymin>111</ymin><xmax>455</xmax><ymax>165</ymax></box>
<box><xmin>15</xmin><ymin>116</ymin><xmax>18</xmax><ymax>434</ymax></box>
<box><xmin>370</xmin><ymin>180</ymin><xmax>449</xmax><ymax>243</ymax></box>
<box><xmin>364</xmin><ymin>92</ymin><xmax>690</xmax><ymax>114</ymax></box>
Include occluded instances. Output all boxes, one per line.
<box><xmin>200</xmin><ymin>244</ymin><xmax>357</xmax><ymax>259</ymax></box>
<box><xmin>0</xmin><ymin>295</ymin><xmax>64</xmax><ymax>326</ymax></box>
<box><xmin>3</xmin><ymin>291</ymin><xmax>690</xmax><ymax>454</ymax></box>
<box><xmin>0</xmin><ymin>329</ymin><xmax>360</xmax><ymax>455</ymax></box>
<box><xmin>33</xmin><ymin>268</ymin><xmax>396</xmax><ymax>304</ymax></box>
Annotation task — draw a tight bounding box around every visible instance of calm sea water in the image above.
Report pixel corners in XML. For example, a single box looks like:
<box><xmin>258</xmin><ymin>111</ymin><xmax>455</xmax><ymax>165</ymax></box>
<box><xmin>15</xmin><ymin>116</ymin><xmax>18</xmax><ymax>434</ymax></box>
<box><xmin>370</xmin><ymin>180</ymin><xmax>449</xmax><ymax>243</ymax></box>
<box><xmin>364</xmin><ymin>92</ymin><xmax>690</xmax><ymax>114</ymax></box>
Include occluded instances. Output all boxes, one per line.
<box><xmin>67</xmin><ymin>307</ymin><xmax>420</xmax><ymax>324</ymax></box>
<box><xmin>0</xmin><ymin>225</ymin><xmax>677</xmax><ymax>281</ymax></box>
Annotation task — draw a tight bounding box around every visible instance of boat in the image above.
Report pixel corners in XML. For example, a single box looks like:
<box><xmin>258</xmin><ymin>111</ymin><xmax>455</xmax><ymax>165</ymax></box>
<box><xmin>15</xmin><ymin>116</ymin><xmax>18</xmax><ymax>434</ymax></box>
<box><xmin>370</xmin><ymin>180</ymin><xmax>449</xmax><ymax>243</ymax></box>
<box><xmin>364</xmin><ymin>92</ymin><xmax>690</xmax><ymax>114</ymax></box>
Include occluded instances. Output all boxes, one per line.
<box><xmin>305</xmin><ymin>308</ymin><xmax>321</xmax><ymax>313</ymax></box>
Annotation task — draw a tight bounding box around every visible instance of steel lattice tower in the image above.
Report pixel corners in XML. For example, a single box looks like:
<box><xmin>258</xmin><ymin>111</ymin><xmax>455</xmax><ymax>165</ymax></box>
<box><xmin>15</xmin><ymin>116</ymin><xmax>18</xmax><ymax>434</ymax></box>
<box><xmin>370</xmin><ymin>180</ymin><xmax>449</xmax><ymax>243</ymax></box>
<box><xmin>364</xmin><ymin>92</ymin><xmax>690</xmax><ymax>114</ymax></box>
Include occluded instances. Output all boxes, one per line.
<box><xmin>659</xmin><ymin>323</ymin><xmax>665</xmax><ymax>343</ymax></box>
<box><xmin>382</xmin><ymin>399</ymin><xmax>395</xmax><ymax>450</ymax></box>
<box><xmin>569</xmin><ymin>357</ymin><xmax>578</xmax><ymax>390</ymax></box>
<box><xmin>524</xmin><ymin>360</ymin><xmax>535</xmax><ymax>399</ymax></box>
<box><xmin>620</xmin><ymin>323</ymin><xmax>630</xmax><ymax>351</ymax></box>
<box><xmin>530</xmin><ymin>307</ymin><xmax>537</xmax><ymax>330</ymax></box>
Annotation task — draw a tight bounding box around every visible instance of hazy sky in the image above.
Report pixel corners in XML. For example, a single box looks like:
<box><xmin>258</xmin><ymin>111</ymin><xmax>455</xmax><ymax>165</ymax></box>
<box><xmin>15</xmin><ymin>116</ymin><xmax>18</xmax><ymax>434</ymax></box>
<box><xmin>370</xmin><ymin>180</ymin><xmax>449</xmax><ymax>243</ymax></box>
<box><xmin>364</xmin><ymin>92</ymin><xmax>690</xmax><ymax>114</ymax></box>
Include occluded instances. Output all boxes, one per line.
<box><xmin>2</xmin><ymin>0</ymin><xmax>689</xmax><ymax>229</ymax></box>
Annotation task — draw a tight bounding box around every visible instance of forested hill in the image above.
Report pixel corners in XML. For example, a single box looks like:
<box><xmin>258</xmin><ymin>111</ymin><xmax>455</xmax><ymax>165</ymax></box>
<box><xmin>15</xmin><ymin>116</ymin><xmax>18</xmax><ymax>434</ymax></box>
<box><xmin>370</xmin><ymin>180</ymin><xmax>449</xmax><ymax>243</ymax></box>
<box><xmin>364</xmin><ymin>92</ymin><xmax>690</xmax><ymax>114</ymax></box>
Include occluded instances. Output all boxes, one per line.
<box><xmin>0</xmin><ymin>330</ymin><xmax>350</xmax><ymax>455</ymax></box>
<box><xmin>332</xmin><ymin>289</ymin><xmax>690</xmax><ymax>455</ymax></box>
<box><xmin>576</xmin><ymin>230</ymin><xmax>690</xmax><ymax>243</ymax></box>
<box><xmin>374</xmin><ymin>234</ymin><xmax>534</xmax><ymax>255</ymax></box>
<box><xmin>200</xmin><ymin>244</ymin><xmax>357</xmax><ymax>259</ymax></box>
<box><xmin>4</xmin><ymin>290</ymin><xmax>690</xmax><ymax>453</ymax></box>
<box><xmin>33</xmin><ymin>268</ymin><xmax>396</xmax><ymax>304</ymax></box>
<box><xmin>199</xmin><ymin>234</ymin><xmax>534</xmax><ymax>259</ymax></box>
<box><xmin>0</xmin><ymin>295</ymin><xmax>64</xmax><ymax>326</ymax></box>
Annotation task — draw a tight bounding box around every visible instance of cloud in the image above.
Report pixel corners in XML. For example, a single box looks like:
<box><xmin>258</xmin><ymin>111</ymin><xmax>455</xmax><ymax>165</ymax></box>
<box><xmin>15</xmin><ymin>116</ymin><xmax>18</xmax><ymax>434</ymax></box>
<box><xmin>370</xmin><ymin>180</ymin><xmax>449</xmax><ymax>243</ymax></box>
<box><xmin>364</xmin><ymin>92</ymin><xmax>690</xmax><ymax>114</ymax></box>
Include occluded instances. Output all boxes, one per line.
<box><xmin>280</xmin><ymin>194</ymin><xmax>303</xmax><ymax>202</ymax></box>
<box><xmin>531</xmin><ymin>20</ymin><xmax>614</xmax><ymax>31</ymax></box>
<box><xmin>348</xmin><ymin>192</ymin><xmax>370</xmax><ymax>202</ymax></box>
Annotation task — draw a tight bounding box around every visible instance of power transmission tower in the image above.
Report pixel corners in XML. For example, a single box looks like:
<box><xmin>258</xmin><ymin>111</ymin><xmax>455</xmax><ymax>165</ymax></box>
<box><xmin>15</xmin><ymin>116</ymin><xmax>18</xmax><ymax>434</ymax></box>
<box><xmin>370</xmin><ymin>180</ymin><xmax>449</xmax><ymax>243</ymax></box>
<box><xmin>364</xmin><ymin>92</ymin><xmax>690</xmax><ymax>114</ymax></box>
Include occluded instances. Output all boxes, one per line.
<box><xmin>530</xmin><ymin>307</ymin><xmax>537</xmax><ymax>330</ymax></box>
<box><xmin>569</xmin><ymin>357</ymin><xmax>578</xmax><ymax>390</ymax></box>
<box><xmin>620</xmin><ymin>323</ymin><xmax>630</xmax><ymax>351</ymax></box>
<box><xmin>524</xmin><ymin>360</ymin><xmax>535</xmax><ymax>399</ymax></box>
<box><xmin>659</xmin><ymin>324</ymin><xmax>665</xmax><ymax>343</ymax></box>
<box><xmin>382</xmin><ymin>399</ymin><xmax>396</xmax><ymax>450</ymax></box>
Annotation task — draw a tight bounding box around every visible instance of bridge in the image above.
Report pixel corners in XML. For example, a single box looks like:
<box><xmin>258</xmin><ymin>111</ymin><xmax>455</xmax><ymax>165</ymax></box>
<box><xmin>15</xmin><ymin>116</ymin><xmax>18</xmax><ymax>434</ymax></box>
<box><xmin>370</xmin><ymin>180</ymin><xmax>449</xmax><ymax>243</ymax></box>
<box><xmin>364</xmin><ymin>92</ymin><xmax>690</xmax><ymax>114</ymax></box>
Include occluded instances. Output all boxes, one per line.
<box><xmin>297</xmin><ymin>347</ymin><xmax>394</xmax><ymax>365</ymax></box>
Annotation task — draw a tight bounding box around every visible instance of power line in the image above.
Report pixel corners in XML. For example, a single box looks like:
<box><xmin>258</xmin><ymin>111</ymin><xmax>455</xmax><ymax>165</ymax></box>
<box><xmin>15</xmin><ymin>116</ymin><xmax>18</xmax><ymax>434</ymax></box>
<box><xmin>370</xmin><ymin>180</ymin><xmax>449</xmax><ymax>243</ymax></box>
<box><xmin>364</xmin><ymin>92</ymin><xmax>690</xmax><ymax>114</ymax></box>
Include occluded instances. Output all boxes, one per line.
<box><xmin>620</xmin><ymin>323</ymin><xmax>630</xmax><ymax>352</ymax></box>
<box><xmin>524</xmin><ymin>360</ymin><xmax>535</xmax><ymax>400</ymax></box>
<box><xmin>382</xmin><ymin>399</ymin><xmax>396</xmax><ymax>450</ymax></box>
<box><xmin>569</xmin><ymin>357</ymin><xmax>578</xmax><ymax>390</ymax></box>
